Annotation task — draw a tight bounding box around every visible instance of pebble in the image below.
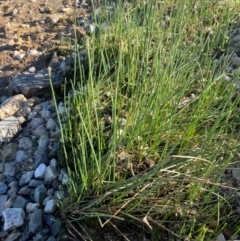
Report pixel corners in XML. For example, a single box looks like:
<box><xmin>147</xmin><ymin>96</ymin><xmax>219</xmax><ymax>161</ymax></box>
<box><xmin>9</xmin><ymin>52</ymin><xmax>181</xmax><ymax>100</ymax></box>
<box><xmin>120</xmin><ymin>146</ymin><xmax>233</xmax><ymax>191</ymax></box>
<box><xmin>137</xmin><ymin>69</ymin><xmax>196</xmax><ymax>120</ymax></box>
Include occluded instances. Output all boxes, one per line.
<box><xmin>34</xmin><ymin>184</ymin><xmax>47</xmax><ymax>203</ymax></box>
<box><xmin>27</xmin><ymin>49</ymin><xmax>38</xmax><ymax>56</ymax></box>
<box><xmin>15</xmin><ymin>150</ymin><xmax>28</xmax><ymax>162</ymax></box>
<box><xmin>19</xmin><ymin>170</ymin><xmax>34</xmax><ymax>186</ymax></box>
<box><xmin>28</xmin><ymin>67</ymin><xmax>36</xmax><ymax>73</ymax></box>
<box><xmin>0</xmin><ymin>181</ymin><xmax>8</xmax><ymax>194</ymax></box>
<box><xmin>26</xmin><ymin>202</ymin><xmax>40</xmax><ymax>213</ymax></box>
<box><xmin>44</xmin><ymin>166</ymin><xmax>59</xmax><ymax>182</ymax></box>
<box><xmin>19</xmin><ymin>137</ymin><xmax>32</xmax><ymax>150</ymax></box>
<box><xmin>44</xmin><ymin>199</ymin><xmax>58</xmax><ymax>214</ymax></box>
<box><xmin>29</xmin><ymin>209</ymin><xmax>43</xmax><ymax>234</ymax></box>
<box><xmin>35</xmin><ymin>163</ymin><xmax>47</xmax><ymax>179</ymax></box>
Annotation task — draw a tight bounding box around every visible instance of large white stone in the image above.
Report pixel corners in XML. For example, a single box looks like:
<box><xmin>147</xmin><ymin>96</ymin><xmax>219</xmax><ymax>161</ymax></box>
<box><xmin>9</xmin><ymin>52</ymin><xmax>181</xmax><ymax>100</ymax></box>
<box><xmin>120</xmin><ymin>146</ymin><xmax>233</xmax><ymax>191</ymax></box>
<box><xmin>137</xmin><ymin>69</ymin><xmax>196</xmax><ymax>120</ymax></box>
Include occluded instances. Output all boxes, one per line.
<box><xmin>2</xmin><ymin>208</ymin><xmax>25</xmax><ymax>231</ymax></box>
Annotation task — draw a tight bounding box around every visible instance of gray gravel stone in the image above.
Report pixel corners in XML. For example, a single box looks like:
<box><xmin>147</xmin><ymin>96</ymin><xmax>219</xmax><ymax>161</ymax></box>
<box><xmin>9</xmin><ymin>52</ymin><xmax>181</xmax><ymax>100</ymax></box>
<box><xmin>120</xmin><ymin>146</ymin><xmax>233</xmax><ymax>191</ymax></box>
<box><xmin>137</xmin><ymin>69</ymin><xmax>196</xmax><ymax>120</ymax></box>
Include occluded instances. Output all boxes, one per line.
<box><xmin>13</xmin><ymin>196</ymin><xmax>28</xmax><ymax>209</ymax></box>
<box><xmin>5</xmin><ymin>196</ymin><xmax>17</xmax><ymax>209</ymax></box>
<box><xmin>46</xmin><ymin>118</ymin><xmax>56</xmax><ymax>130</ymax></box>
<box><xmin>50</xmin><ymin>158</ymin><xmax>57</xmax><ymax>167</ymax></box>
<box><xmin>18</xmin><ymin>186</ymin><xmax>32</xmax><ymax>195</ymax></box>
<box><xmin>3</xmin><ymin>208</ymin><xmax>26</xmax><ymax>231</ymax></box>
<box><xmin>19</xmin><ymin>170</ymin><xmax>34</xmax><ymax>186</ymax></box>
<box><xmin>50</xmin><ymin>219</ymin><xmax>60</xmax><ymax>237</ymax></box>
<box><xmin>33</xmin><ymin>125</ymin><xmax>46</xmax><ymax>137</ymax></box>
<box><xmin>19</xmin><ymin>137</ymin><xmax>32</xmax><ymax>150</ymax></box>
<box><xmin>7</xmin><ymin>186</ymin><xmax>18</xmax><ymax>197</ymax></box>
<box><xmin>38</xmin><ymin>134</ymin><xmax>49</xmax><ymax>148</ymax></box>
<box><xmin>29</xmin><ymin>179</ymin><xmax>45</xmax><ymax>188</ymax></box>
<box><xmin>30</xmin><ymin>118</ymin><xmax>44</xmax><ymax>129</ymax></box>
<box><xmin>0</xmin><ymin>231</ymin><xmax>8</xmax><ymax>238</ymax></box>
<box><xmin>4</xmin><ymin>163</ymin><xmax>15</xmax><ymax>176</ymax></box>
<box><xmin>35</xmin><ymin>150</ymin><xmax>49</xmax><ymax>168</ymax></box>
<box><xmin>40</xmin><ymin>109</ymin><xmax>51</xmax><ymax>119</ymax></box>
<box><xmin>45</xmin><ymin>214</ymin><xmax>55</xmax><ymax>226</ymax></box>
<box><xmin>35</xmin><ymin>163</ymin><xmax>47</xmax><ymax>179</ymax></box>
<box><xmin>26</xmin><ymin>202</ymin><xmax>40</xmax><ymax>213</ymax></box>
<box><xmin>44</xmin><ymin>166</ymin><xmax>59</xmax><ymax>182</ymax></box>
<box><xmin>44</xmin><ymin>199</ymin><xmax>58</xmax><ymax>214</ymax></box>
<box><xmin>29</xmin><ymin>209</ymin><xmax>43</xmax><ymax>234</ymax></box>
<box><xmin>5</xmin><ymin>231</ymin><xmax>21</xmax><ymax>241</ymax></box>
<box><xmin>0</xmin><ymin>181</ymin><xmax>8</xmax><ymax>194</ymax></box>
<box><xmin>15</xmin><ymin>150</ymin><xmax>28</xmax><ymax>162</ymax></box>
<box><xmin>0</xmin><ymin>194</ymin><xmax>8</xmax><ymax>216</ymax></box>
<box><xmin>34</xmin><ymin>184</ymin><xmax>47</xmax><ymax>203</ymax></box>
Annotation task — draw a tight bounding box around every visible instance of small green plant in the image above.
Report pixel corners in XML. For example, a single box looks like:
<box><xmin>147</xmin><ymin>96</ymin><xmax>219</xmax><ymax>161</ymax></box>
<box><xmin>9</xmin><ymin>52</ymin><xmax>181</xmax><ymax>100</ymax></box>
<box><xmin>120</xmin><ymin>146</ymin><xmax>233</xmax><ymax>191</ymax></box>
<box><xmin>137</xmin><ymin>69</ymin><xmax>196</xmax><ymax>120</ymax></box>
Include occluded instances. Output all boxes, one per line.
<box><xmin>50</xmin><ymin>0</ymin><xmax>240</xmax><ymax>240</ymax></box>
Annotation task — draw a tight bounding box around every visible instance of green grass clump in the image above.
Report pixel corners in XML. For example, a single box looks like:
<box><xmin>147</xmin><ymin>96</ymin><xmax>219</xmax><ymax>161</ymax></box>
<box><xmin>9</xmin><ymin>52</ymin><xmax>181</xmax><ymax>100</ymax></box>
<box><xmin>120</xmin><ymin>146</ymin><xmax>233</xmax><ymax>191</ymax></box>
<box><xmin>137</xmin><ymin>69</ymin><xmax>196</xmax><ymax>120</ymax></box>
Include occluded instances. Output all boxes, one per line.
<box><xmin>50</xmin><ymin>0</ymin><xmax>240</xmax><ymax>240</ymax></box>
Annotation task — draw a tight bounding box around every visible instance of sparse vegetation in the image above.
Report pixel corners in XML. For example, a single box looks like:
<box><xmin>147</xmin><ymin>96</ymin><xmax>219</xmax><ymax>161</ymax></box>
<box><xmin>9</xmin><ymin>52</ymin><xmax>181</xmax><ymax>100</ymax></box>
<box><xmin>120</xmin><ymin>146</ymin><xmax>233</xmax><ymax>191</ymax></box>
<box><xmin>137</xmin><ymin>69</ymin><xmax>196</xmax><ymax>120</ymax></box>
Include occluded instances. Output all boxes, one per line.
<box><xmin>50</xmin><ymin>0</ymin><xmax>240</xmax><ymax>240</ymax></box>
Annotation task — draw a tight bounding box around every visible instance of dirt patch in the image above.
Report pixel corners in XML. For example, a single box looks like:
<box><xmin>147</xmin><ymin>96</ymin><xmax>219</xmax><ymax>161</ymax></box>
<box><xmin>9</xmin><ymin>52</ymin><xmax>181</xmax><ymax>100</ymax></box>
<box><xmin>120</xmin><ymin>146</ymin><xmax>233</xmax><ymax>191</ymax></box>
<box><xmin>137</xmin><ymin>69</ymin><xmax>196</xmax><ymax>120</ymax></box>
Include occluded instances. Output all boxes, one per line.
<box><xmin>0</xmin><ymin>0</ymin><xmax>93</xmax><ymax>95</ymax></box>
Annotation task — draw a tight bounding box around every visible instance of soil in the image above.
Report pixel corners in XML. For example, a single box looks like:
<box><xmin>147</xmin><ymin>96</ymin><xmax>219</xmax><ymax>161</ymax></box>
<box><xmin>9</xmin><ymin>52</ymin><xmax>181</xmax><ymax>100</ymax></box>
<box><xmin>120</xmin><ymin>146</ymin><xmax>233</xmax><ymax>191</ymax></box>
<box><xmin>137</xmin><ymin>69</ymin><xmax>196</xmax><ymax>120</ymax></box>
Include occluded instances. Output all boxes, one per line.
<box><xmin>0</xmin><ymin>0</ymin><xmax>93</xmax><ymax>96</ymax></box>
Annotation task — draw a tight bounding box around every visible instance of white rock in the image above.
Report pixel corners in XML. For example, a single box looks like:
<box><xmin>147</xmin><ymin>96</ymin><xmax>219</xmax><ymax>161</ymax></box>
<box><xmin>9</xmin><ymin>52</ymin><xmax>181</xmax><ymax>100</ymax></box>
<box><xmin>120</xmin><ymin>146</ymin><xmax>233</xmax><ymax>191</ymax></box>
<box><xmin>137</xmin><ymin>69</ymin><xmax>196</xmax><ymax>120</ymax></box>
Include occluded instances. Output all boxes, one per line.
<box><xmin>34</xmin><ymin>163</ymin><xmax>47</xmax><ymax>179</ymax></box>
<box><xmin>28</xmin><ymin>49</ymin><xmax>38</xmax><ymax>56</ymax></box>
<box><xmin>44</xmin><ymin>166</ymin><xmax>59</xmax><ymax>182</ymax></box>
<box><xmin>3</xmin><ymin>208</ymin><xmax>25</xmax><ymax>231</ymax></box>
<box><xmin>28</xmin><ymin>67</ymin><xmax>36</xmax><ymax>73</ymax></box>
<box><xmin>232</xmin><ymin>169</ymin><xmax>240</xmax><ymax>181</ymax></box>
<box><xmin>51</xmin><ymin>16</ymin><xmax>60</xmax><ymax>24</ymax></box>
<box><xmin>15</xmin><ymin>54</ymin><xmax>25</xmax><ymax>60</ymax></box>
<box><xmin>44</xmin><ymin>199</ymin><xmax>58</xmax><ymax>214</ymax></box>
<box><xmin>13</xmin><ymin>50</ymin><xmax>19</xmax><ymax>56</ymax></box>
<box><xmin>26</xmin><ymin>202</ymin><xmax>40</xmax><ymax>213</ymax></box>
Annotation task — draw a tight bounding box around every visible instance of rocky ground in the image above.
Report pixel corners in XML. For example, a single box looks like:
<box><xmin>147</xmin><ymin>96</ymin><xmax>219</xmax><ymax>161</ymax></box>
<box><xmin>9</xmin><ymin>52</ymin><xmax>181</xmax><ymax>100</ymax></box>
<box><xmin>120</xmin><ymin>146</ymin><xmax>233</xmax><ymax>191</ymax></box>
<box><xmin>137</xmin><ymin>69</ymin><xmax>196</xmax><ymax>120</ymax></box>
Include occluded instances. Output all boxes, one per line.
<box><xmin>0</xmin><ymin>0</ymin><xmax>240</xmax><ymax>241</ymax></box>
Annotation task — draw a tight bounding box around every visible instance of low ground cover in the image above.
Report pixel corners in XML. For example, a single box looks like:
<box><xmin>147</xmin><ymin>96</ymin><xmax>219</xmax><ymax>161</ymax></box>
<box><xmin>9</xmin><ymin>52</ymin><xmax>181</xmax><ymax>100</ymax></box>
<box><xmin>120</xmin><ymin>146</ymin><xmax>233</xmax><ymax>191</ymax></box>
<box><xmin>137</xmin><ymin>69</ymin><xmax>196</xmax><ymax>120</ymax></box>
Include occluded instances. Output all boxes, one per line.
<box><xmin>51</xmin><ymin>0</ymin><xmax>240</xmax><ymax>240</ymax></box>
